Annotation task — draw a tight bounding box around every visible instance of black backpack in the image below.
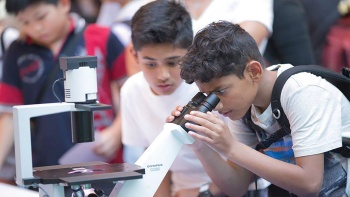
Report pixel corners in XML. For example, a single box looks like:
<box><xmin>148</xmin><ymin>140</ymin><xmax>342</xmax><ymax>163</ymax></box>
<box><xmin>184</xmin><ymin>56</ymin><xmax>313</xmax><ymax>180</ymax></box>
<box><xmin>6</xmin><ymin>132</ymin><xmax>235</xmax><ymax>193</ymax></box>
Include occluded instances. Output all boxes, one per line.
<box><xmin>250</xmin><ymin>65</ymin><xmax>350</xmax><ymax>156</ymax></box>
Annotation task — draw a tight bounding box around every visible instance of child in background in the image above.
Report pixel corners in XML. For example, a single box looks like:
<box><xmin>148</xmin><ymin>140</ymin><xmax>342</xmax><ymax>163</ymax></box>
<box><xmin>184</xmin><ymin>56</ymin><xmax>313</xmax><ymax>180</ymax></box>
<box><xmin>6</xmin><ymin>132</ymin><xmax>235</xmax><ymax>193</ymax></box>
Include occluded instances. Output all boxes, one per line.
<box><xmin>0</xmin><ymin>0</ymin><xmax>126</xmax><ymax>176</ymax></box>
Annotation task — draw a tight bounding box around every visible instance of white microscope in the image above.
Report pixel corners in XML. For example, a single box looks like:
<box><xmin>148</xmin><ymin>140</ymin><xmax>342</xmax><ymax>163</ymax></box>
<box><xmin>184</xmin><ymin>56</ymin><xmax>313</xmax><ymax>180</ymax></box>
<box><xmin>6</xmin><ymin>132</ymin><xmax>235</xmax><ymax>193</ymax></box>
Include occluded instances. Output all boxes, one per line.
<box><xmin>13</xmin><ymin>56</ymin><xmax>219</xmax><ymax>197</ymax></box>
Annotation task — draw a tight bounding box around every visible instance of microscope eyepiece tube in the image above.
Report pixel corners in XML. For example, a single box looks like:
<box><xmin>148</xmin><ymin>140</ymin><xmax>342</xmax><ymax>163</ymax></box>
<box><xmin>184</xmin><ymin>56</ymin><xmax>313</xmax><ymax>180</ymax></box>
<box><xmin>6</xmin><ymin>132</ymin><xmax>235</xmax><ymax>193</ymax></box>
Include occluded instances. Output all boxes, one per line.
<box><xmin>198</xmin><ymin>93</ymin><xmax>220</xmax><ymax>113</ymax></box>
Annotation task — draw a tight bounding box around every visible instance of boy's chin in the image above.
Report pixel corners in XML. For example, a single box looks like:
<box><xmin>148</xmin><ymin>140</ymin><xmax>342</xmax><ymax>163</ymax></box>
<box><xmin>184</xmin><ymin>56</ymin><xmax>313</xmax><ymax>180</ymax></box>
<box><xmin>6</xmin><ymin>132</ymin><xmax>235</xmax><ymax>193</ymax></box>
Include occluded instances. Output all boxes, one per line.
<box><xmin>227</xmin><ymin>111</ymin><xmax>246</xmax><ymax>121</ymax></box>
<box><xmin>151</xmin><ymin>86</ymin><xmax>176</xmax><ymax>96</ymax></box>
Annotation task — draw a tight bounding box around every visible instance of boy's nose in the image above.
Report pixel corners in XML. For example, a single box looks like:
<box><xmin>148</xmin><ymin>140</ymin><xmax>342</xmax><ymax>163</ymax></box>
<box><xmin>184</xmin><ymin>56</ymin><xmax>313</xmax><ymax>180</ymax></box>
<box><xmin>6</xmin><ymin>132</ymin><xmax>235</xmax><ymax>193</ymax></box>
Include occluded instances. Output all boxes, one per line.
<box><xmin>157</xmin><ymin>67</ymin><xmax>170</xmax><ymax>81</ymax></box>
<box><xmin>214</xmin><ymin>101</ymin><xmax>223</xmax><ymax>111</ymax></box>
<box><xmin>33</xmin><ymin>23</ymin><xmax>43</xmax><ymax>32</ymax></box>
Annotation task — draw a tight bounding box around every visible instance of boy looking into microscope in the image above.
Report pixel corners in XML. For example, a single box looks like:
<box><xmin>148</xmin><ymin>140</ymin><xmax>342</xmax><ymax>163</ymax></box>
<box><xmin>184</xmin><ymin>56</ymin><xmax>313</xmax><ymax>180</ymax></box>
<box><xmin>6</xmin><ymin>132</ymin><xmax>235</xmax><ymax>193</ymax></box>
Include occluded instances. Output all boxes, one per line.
<box><xmin>168</xmin><ymin>21</ymin><xmax>350</xmax><ymax>197</ymax></box>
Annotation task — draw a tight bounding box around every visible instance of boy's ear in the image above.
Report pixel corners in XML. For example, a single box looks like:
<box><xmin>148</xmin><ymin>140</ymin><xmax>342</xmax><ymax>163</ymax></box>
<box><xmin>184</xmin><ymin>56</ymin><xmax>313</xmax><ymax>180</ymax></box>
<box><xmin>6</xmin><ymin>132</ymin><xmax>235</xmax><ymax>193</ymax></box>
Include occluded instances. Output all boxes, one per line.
<box><xmin>125</xmin><ymin>43</ymin><xmax>141</xmax><ymax>75</ymax></box>
<box><xmin>129</xmin><ymin>44</ymin><xmax>139</xmax><ymax>63</ymax></box>
<box><xmin>247</xmin><ymin>61</ymin><xmax>263</xmax><ymax>81</ymax></box>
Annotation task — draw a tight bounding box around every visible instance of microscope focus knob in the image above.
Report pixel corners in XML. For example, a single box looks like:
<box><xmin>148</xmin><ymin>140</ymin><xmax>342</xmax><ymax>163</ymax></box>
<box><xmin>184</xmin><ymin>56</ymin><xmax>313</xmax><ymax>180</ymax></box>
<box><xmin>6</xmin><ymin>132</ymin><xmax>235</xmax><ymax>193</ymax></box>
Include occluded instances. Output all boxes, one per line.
<box><xmin>93</xmin><ymin>188</ymin><xmax>105</xmax><ymax>197</ymax></box>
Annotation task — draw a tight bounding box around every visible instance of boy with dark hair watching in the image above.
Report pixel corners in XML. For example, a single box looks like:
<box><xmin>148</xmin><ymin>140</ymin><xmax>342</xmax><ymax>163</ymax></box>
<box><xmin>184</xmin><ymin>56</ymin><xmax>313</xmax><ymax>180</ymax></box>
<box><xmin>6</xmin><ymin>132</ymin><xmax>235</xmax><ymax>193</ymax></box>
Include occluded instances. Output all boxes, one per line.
<box><xmin>168</xmin><ymin>20</ymin><xmax>350</xmax><ymax>196</ymax></box>
<box><xmin>0</xmin><ymin>0</ymin><xmax>126</xmax><ymax>179</ymax></box>
<box><xmin>121</xmin><ymin>1</ymin><xmax>223</xmax><ymax>196</ymax></box>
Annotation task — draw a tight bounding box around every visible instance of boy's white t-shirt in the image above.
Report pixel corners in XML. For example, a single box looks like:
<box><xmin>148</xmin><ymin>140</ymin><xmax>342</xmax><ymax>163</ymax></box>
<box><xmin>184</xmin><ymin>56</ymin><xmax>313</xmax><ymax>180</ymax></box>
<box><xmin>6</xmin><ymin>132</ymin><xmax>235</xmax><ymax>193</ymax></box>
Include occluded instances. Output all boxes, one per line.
<box><xmin>229</xmin><ymin>64</ymin><xmax>350</xmax><ymax>159</ymax></box>
<box><xmin>121</xmin><ymin>72</ymin><xmax>212</xmax><ymax>192</ymax></box>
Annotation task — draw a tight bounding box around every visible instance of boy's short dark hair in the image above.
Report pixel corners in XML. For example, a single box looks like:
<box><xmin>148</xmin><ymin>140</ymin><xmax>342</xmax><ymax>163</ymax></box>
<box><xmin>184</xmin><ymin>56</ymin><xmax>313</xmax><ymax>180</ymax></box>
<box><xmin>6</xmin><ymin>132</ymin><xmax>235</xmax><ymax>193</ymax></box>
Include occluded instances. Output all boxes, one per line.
<box><xmin>130</xmin><ymin>0</ymin><xmax>193</xmax><ymax>51</ymax></box>
<box><xmin>6</xmin><ymin>0</ymin><xmax>58</xmax><ymax>15</ymax></box>
<box><xmin>180</xmin><ymin>21</ymin><xmax>264</xmax><ymax>84</ymax></box>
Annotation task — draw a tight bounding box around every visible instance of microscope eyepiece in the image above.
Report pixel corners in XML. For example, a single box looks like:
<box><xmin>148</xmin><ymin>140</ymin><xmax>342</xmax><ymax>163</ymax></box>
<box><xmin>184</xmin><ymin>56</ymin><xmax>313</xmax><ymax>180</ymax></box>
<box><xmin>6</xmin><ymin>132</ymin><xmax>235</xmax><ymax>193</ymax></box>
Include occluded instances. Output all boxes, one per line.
<box><xmin>171</xmin><ymin>92</ymin><xmax>220</xmax><ymax>132</ymax></box>
<box><xmin>198</xmin><ymin>93</ymin><xmax>220</xmax><ymax>113</ymax></box>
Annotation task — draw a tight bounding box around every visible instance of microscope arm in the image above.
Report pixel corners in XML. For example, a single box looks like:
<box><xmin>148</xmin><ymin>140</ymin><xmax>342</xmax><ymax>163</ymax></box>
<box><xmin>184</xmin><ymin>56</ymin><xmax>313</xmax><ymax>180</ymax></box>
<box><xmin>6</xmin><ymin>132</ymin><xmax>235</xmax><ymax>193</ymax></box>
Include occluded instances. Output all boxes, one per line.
<box><xmin>13</xmin><ymin>102</ymin><xmax>80</xmax><ymax>186</ymax></box>
<box><xmin>110</xmin><ymin>123</ymin><xmax>194</xmax><ymax>197</ymax></box>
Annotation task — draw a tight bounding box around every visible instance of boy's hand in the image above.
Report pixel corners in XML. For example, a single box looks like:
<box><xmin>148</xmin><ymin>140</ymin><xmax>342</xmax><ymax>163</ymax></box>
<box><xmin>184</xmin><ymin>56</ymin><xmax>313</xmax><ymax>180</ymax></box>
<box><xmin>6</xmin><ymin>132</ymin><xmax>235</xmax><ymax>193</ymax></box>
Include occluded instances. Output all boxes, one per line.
<box><xmin>165</xmin><ymin>106</ymin><xmax>184</xmax><ymax>122</ymax></box>
<box><xmin>93</xmin><ymin>126</ymin><xmax>121</xmax><ymax>158</ymax></box>
<box><xmin>185</xmin><ymin>111</ymin><xmax>235</xmax><ymax>156</ymax></box>
<box><xmin>166</xmin><ymin>105</ymin><xmax>206</xmax><ymax>150</ymax></box>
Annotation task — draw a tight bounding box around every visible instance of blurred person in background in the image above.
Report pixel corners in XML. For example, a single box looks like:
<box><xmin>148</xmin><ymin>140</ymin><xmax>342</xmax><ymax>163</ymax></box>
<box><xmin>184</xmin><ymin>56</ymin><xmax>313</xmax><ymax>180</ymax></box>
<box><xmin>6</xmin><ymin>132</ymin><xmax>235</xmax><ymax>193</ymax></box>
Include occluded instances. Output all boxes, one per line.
<box><xmin>0</xmin><ymin>0</ymin><xmax>19</xmax><ymax>185</ymax></box>
<box><xmin>263</xmin><ymin>0</ymin><xmax>315</xmax><ymax>67</ymax></box>
<box><xmin>71</xmin><ymin>0</ymin><xmax>101</xmax><ymax>23</ymax></box>
<box><xmin>0</xmin><ymin>1</ymin><xmax>127</xmax><ymax>192</ymax></box>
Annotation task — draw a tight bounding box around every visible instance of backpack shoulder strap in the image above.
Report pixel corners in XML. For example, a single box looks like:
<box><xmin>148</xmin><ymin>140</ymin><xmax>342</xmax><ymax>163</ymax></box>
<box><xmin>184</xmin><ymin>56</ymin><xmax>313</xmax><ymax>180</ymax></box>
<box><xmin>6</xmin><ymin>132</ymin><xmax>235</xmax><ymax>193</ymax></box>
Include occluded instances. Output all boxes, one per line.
<box><xmin>255</xmin><ymin>65</ymin><xmax>350</xmax><ymax>151</ymax></box>
<box><xmin>1</xmin><ymin>27</ymin><xmax>19</xmax><ymax>56</ymax></box>
<box><xmin>271</xmin><ymin>65</ymin><xmax>350</xmax><ymax>127</ymax></box>
<box><xmin>0</xmin><ymin>29</ymin><xmax>6</xmax><ymax>54</ymax></box>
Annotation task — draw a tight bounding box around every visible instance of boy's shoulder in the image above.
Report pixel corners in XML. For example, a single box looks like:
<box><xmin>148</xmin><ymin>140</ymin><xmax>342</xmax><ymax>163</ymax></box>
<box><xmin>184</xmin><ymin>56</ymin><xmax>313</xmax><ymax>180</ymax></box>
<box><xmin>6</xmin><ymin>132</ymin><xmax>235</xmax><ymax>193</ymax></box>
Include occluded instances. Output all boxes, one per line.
<box><xmin>4</xmin><ymin>38</ymin><xmax>39</xmax><ymax>56</ymax></box>
<box><xmin>121</xmin><ymin>72</ymin><xmax>146</xmax><ymax>93</ymax></box>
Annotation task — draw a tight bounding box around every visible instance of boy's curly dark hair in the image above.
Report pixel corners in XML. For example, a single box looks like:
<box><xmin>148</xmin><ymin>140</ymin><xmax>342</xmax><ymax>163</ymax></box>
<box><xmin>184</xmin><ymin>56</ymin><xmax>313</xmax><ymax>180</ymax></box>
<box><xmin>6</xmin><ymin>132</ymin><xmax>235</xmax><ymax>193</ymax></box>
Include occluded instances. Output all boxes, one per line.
<box><xmin>180</xmin><ymin>21</ymin><xmax>264</xmax><ymax>84</ymax></box>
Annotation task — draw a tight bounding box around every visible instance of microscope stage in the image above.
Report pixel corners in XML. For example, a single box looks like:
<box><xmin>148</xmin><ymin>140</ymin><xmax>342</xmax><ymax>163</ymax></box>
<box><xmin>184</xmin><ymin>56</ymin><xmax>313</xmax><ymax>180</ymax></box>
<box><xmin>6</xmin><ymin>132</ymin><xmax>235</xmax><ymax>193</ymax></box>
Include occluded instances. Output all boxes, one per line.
<box><xmin>25</xmin><ymin>161</ymin><xmax>144</xmax><ymax>186</ymax></box>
